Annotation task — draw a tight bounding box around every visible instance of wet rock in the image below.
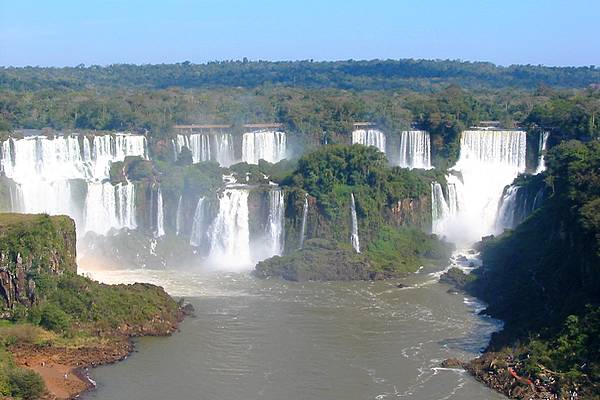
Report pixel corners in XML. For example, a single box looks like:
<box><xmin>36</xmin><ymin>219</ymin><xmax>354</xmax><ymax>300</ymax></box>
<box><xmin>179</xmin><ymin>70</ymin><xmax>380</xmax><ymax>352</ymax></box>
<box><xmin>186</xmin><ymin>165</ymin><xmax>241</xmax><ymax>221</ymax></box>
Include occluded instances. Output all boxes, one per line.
<box><xmin>396</xmin><ymin>283</ymin><xmax>408</xmax><ymax>288</ymax></box>
<box><xmin>441</xmin><ymin>358</ymin><xmax>465</xmax><ymax>369</ymax></box>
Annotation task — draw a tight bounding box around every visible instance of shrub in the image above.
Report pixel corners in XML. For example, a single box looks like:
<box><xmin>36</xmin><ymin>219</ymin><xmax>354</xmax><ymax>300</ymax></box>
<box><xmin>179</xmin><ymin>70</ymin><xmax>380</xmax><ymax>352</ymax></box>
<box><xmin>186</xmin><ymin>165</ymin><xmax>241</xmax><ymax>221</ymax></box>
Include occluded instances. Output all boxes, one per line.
<box><xmin>39</xmin><ymin>304</ymin><xmax>71</xmax><ymax>333</ymax></box>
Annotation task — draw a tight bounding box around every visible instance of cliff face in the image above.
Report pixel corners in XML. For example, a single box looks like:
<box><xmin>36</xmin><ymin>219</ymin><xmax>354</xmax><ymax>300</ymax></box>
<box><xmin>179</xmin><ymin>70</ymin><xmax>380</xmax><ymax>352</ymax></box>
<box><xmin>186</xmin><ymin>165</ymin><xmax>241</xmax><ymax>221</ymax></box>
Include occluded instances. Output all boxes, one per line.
<box><xmin>0</xmin><ymin>213</ymin><xmax>76</xmax><ymax>314</ymax></box>
<box><xmin>387</xmin><ymin>194</ymin><xmax>431</xmax><ymax>230</ymax></box>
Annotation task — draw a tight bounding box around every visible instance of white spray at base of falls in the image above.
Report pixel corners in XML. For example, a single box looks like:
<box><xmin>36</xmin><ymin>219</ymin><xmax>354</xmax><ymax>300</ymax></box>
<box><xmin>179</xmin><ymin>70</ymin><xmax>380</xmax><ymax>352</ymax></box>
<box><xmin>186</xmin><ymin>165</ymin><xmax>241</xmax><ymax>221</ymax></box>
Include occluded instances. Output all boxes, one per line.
<box><xmin>352</xmin><ymin>129</ymin><xmax>386</xmax><ymax>154</ymax></box>
<box><xmin>432</xmin><ymin>130</ymin><xmax>527</xmax><ymax>245</ymax></box>
<box><xmin>189</xmin><ymin>197</ymin><xmax>205</xmax><ymax>247</ymax></box>
<box><xmin>298</xmin><ymin>194</ymin><xmax>309</xmax><ymax>249</ymax></box>
<box><xmin>350</xmin><ymin>193</ymin><xmax>360</xmax><ymax>253</ymax></box>
<box><xmin>267</xmin><ymin>189</ymin><xmax>285</xmax><ymax>256</ymax></box>
<box><xmin>155</xmin><ymin>187</ymin><xmax>165</xmax><ymax>238</ymax></box>
<box><xmin>207</xmin><ymin>188</ymin><xmax>251</xmax><ymax>270</ymax></box>
<box><xmin>0</xmin><ymin>134</ymin><xmax>146</xmax><ymax>235</ymax></box>
<box><xmin>241</xmin><ymin>130</ymin><xmax>287</xmax><ymax>164</ymax></box>
<box><xmin>398</xmin><ymin>130</ymin><xmax>431</xmax><ymax>169</ymax></box>
<box><xmin>536</xmin><ymin>131</ymin><xmax>550</xmax><ymax>173</ymax></box>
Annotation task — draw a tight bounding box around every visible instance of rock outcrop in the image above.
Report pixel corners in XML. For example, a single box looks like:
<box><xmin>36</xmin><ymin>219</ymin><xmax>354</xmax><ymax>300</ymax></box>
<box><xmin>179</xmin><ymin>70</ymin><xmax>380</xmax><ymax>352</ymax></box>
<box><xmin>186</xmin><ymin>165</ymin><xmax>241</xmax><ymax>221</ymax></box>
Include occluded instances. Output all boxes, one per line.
<box><xmin>0</xmin><ymin>213</ymin><xmax>76</xmax><ymax>314</ymax></box>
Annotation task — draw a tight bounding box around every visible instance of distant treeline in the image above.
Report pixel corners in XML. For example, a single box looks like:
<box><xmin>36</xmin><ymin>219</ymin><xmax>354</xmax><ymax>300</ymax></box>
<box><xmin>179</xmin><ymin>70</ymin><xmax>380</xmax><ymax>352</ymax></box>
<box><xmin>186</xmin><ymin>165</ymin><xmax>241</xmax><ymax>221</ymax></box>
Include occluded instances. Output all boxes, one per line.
<box><xmin>1</xmin><ymin>59</ymin><xmax>600</xmax><ymax>92</ymax></box>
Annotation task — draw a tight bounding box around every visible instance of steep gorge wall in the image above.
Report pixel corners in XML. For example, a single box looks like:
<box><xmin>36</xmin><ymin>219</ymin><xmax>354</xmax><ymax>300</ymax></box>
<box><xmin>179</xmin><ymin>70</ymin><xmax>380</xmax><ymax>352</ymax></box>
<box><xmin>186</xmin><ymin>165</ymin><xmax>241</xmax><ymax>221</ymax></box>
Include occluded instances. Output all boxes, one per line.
<box><xmin>0</xmin><ymin>214</ymin><xmax>76</xmax><ymax>314</ymax></box>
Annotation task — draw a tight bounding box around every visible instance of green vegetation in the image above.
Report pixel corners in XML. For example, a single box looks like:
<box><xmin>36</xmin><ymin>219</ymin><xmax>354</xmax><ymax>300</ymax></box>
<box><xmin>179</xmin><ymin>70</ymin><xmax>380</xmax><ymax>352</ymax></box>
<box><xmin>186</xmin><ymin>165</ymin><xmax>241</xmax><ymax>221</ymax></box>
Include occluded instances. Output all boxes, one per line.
<box><xmin>365</xmin><ymin>226</ymin><xmax>452</xmax><ymax>274</ymax></box>
<box><xmin>2</xmin><ymin>60</ymin><xmax>599</xmax><ymax>92</ymax></box>
<box><xmin>0</xmin><ymin>323</ymin><xmax>47</xmax><ymax>399</ymax></box>
<box><xmin>468</xmin><ymin>140</ymin><xmax>600</xmax><ymax>397</ymax></box>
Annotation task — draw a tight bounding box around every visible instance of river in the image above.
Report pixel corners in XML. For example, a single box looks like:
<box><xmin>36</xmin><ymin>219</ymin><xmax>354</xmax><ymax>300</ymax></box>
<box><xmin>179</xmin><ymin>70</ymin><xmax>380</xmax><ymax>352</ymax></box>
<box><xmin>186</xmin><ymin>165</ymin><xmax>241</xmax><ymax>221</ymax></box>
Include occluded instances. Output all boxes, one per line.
<box><xmin>79</xmin><ymin>261</ymin><xmax>505</xmax><ymax>400</ymax></box>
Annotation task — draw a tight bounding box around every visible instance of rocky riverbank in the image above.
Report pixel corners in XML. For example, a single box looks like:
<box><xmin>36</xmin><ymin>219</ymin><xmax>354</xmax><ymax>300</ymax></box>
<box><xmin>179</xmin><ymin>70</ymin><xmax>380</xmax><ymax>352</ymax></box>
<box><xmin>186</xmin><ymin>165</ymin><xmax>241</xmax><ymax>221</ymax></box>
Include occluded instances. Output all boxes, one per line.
<box><xmin>8</xmin><ymin>300</ymin><xmax>193</xmax><ymax>400</ymax></box>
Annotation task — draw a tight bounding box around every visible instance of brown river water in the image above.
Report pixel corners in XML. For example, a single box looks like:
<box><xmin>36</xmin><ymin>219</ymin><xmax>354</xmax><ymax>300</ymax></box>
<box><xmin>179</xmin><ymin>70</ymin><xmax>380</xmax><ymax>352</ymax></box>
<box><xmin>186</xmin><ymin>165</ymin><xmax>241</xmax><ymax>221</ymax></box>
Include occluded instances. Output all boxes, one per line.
<box><xmin>79</xmin><ymin>264</ymin><xmax>506</xmax><ymax>400</ymax></box>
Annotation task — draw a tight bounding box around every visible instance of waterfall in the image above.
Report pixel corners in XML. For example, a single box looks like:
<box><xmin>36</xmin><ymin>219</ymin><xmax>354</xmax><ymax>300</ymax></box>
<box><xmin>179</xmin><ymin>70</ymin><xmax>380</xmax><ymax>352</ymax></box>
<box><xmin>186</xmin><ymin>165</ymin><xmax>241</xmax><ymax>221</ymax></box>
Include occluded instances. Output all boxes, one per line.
<box><xmin>434</xmin><ymin>130</ymin><xmax>527</xmax><ymax>245</ymax></box>
<box><xmin>298</xmin><ymin>194</ymin><xmax>308</xmax><ymax>249</ymax></box>
<box><xmin>431</xmin><ymin>182</ymin><xmax>451</xmax><ymax>235</ymax></box>
<box><xmin>496</xmin><ymin>184</ymin><xmax>546</xmax><ymax>231</ymax></box>
<box><xmin>189</xmin><ymin>197</ymin><xmax>205</xmax><ymax>247</ymax></box>
<box><xmin>207</xmin><ymin>188</ymin><xmax>251</xmax><ymax>269</ymax></box>
<box><xmin>350</xmin><ymin>193</ymin><xmax>360</xmax><ymax>253</ymax></box>
<box><xmin>174</xmin><ymin>133</ymin><xmax>235</xmax><ymax>166</ymax></box>
<box><xmin>241</xmin><ymin>130</ymin><xmax>287</xmax><ymax>164</ymax></box>
<box><xmin>214</xmin><ymin>133</ymin><xmax>235</xmax><ymax>167</ymax></box>
<box><xmin>496</xmin><ymin>185</ymin><xmax>520</xmax><ymax>230</ymax></box>
<box><xmin>84</xmin><ymin>182</ymin><xmax>136</xmax><ymax>235</ymax></box>
<box><xmin>175</xmin><ymin>195</ymin><xmax>183</xmax><ymax>235</ymax></box>
<box><xmin>398</xmin><ymin>130</ymin><xmax>431</xmax><ymax>169</ymax></box>
<box><xmin>536</xmin><ymin>132</ymin><xmax>549</xmax><ymax>173</ymax></box>
<box><xmin>267</xmin><ymin>189</ymin><xmax>285</xmax><ymax>256</ymax></box>
<box><xmin>352</xmin><ymin>129</ymin><xmax>386</xmax><ymax>153</ymax></box>
<box><xmin>0</xmin><ymin>133</ymin><xmax>146</xmax><ymax>234</ymax></box>
<box><xmin>155</xmin><ymin>187</ymin><xmax>165</xmax><ymax>238</ymax></box>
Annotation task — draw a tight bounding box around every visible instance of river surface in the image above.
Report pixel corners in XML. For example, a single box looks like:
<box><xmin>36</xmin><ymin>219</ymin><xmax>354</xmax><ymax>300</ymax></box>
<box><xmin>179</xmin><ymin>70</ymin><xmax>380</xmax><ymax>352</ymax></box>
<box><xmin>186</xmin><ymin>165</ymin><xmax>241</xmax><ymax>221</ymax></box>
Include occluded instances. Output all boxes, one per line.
<box><xmin>79</xmin><ymin>264</ymin><xmax>505</xmax><ymax>400</ymax></box>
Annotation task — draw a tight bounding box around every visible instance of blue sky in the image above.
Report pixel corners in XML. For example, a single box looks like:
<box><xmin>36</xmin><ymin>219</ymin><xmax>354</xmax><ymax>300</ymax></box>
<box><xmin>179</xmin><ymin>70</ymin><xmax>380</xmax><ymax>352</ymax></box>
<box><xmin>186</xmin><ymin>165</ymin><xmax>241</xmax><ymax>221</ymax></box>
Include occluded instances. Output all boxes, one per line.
<box><xmin>1</xmin><ymin>0</ymin><xmax>599</xmax><ymax>67</ymax></box>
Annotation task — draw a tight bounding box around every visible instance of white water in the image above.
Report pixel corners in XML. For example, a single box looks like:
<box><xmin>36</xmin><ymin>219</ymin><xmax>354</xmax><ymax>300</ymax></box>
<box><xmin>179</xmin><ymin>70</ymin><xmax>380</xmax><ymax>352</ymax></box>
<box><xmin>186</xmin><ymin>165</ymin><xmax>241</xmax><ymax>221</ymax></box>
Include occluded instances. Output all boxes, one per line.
<box><xmin>536</xmin><ymin>131</ymin><xmax>549</xmax><ymax>173</ymax></box>
<box><xmin>352</xmin><ymin>129</ymin><xmax>386</xmax><ymax>153</ymax></box>
<box><xmin>298</xmin><ymin>194</ymin><xmax>308</xmax><ymax>249</ymax></box>
<box><xmin>350</xmin><ymin>193</ymin><xmax>360</xmax><ymax>253</ymax></box>
<box><xmin>174</xmin><ymin>133</ymin><xmax>235</xmax><ymax>167</ymax></box>
<box><xmin>175</xmin><ymin>195</ymin><xmax>183</xmax><ymax>236</ymax></box>
<box><xmin>189</xmin><ymin>197</ymin><xmax>205</xmax><ymax>247</ymax></box>
<box><xmin>0</xmin><ymin>134</ymin><xmax>146</xmax><ymax>235</ymax></box>
<box><xmin>398</xmin><ymin>130</ymin><xmax>431</xmax><ymax>169</ymax></box>
<box><xmin>431</xmin><ymin>182</ymin><xmax>450</xmax><ymax>235</ymax></box>
<box><xmin>207</xmin><ymin>188</ymin><xmax>251</xmax><ymax>270</ymax></box>
<box><xmin>84</xmin><ymin>182</ymin><xmax>136</xmax><ymax>235</ymax></box>
<box><xmin>241</xmin><ymin>130</ymin><xmax>287</xmax><ymax>164</ymax></box>
<box><xmin>433</xmin><ymin>130</ymin><xmax>527</xmax><ymax>245</ymax></box>
<box><xmin>266</xmin><ymin>189</ymin><xmax>285</xmax><ymax>256</ymax></box>
<box><xmin>495</xmin><ymin>185</ymin><xmax>520</xmax><ymax>231</ymax></box>
<box><xmin>155</xmin><ymin>187</ymin><xmax>165</xmax><ymax>238</ymax></box>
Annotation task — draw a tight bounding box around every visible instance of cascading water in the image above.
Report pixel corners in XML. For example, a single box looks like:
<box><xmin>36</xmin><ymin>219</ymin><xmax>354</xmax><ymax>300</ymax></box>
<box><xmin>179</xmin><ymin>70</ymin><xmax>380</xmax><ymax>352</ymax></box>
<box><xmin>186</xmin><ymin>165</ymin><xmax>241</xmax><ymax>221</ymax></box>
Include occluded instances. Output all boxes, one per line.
<box><xmin>350</xmin><ymin>193</ymin><xmax>360</xmax><ymax>253</ymax></box>
<box><xmin>536</xmin><ymin>132</ymin><xmax>549</xmax><ymax>173</ymax></box>
<box><xmin>174</xmin><ymin>133</ymin><xmax>235</xmax><ymax>166</ymax></box>
<box><xmin>84</xmin><ymin>182</ymin><xmax>137</xmax><ymax>235</ymax></box>
<box><xmin>496</xmin><ymin>184</ymin><xmax>546</xmax><ymax>231</ymax></box>
<box><xmin>189</xmin><ymin>197</ymin><xmax>205</xmax><ymax>247</ymax></box>
<box><xmin>398</xmin><ymin>130</ymin><xmax>431</xmax><ymax>169</ymax></box>
<box><xmin>298</xmin><ymin>194</ymin><xmax>308</xmax><ymax>249</ymax></box>
<box><xmin>175</xmin><ymin>195</ymin><xmax>183</xmax><ymax>236</ymax></box>
<box><xmin>495</xmin><ymin>185</ymin><xmax>520</xmax><ymax>230</ymax></box>
<box><xmin>431</xmin><ymin>182</ymin><xmax>451</xmax><ymax>235</ymax></box>
<box><xmin>155</xmin><ymin>187</ymin><xmax>165</xmax><ymax>238</ymax></box>
<box><xmin>433</xmin><ymin>130</ymin><xmax>527</xmax><ymax>245</ymax></box>
<box><xmin>266</xmin><ymin>189</ymin><xmax>285</xmax><ymax>256</ymax></box>
<box><xmin>0</xmin><ymin>133</ymin><xmax>146</xmax><ymax>235</ymax></box>
<box><xmin>207</xmin><ymin>188</ymin><xmax>251</xmax><ymax>269</ymax></box>
<box><xmin>352</xmin><ymin>129</ymin><xmax>386</xmax><ymax>153</ymax></box>
<box><xmin>241</xmin><ymin>130</ymin><xmax>287</xmax><ymax>164</ymax></box>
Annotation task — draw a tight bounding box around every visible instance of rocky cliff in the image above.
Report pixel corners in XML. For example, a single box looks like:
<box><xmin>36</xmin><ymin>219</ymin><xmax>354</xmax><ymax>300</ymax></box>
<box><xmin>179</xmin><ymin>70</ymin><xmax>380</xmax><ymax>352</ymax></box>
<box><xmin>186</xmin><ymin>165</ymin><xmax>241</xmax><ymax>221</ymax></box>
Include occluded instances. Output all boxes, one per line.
<box><xmin>0</xmin><ymin>213</ymin><xmax>76</xmax><ymax>314</ymax></box>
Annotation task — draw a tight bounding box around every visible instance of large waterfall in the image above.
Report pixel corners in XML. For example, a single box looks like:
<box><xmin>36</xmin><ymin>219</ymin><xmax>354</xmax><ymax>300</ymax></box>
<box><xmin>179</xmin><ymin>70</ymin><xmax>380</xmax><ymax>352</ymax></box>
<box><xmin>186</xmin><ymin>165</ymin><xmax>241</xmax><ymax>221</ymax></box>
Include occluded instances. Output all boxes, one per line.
<box><xmin>84</xmin><ymin>182</ymin><xmax>137</xmax><ymax>235</ymax></box>
<box><xmin>398</xmin><ymin>130</ymin><xmax>431</xmax><ymax>169</ymax></box>
<box><xmin>0</xmin><ymin>133</ymin><xmax>146</xmax><ymax>234</ymax></box>
<box><xmin>536</xmin><ymin>131</ymin><xmax>549</xmax><ymax>173</ymax></box>
<box><xmin>175</xmin><ymin>195</ymin><xmax>183</xmax><ymax>236</ymax></box>
<box><xmin>350</xmin><ymin>193</ymin><xmax>360</xmax><ymax>253</ymax></box>
<box><xmin>266</xmin><ymin>189</ymin><xmax>285</xmax><ymax>256</ymax></box>
<box><xmin>352</xmin><ymin>129</ymin><xmax>386</xmax><ymax>153</ymax></box>
<box><xmin>432</xmin><ymin>130</ymin><xmax>527</xmax><ymax>245</ymax></box>
<box><xmin>174</xmin><ymin>133</ymin><xmax>235</xmax><ymax>166</ymax></box>
<box><xmin>207</xmin><ymin>188</ymin><xmax>252</xmax><ymax>269</ymax></box>
<box><xmin>189</xmin><ymin>197</ymin><xmax>206</xmax><ymax>247</ymax></box>
<box><xmin>298</xmin><ymin>194</ymin><xmax>308</xmax><ymax>249</ymax></box>
<box><xmin>496</xmin><ymin>184</ymin><xmax>546</xmax><ymax>231</ymax></box>
<box><xmin>241</xmin><ymin>130</ymin><xmax>287</xmax><ymax>164</ymax></box>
